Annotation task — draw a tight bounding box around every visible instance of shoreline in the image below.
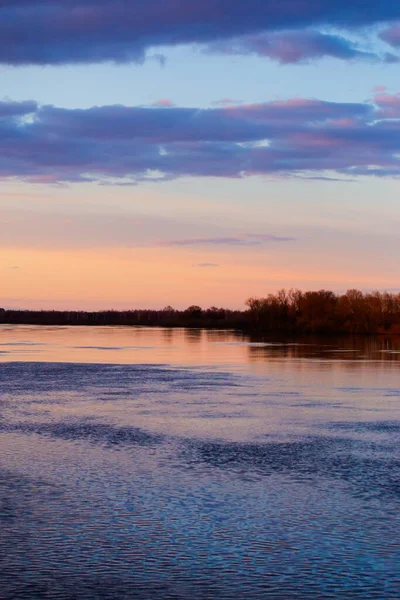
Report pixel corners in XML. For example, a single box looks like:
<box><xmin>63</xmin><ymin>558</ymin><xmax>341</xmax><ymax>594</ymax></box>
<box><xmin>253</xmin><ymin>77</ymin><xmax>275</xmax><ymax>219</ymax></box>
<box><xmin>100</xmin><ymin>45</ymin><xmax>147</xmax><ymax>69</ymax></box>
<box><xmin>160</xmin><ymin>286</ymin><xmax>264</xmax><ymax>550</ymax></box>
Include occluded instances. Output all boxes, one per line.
<box><xmin>1</xmin><ymin>318</ymin><xmax>400</xmax><ymax>337</ymax></box>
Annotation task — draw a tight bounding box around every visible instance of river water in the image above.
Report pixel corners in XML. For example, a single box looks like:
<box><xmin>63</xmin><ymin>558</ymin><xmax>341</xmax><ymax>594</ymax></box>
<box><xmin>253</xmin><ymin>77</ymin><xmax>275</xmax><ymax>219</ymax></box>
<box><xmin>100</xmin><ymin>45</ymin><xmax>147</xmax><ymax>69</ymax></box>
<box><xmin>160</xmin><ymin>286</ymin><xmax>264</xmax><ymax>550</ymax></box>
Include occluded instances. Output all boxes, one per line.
<box><xmin>0</xmin><ymin>326</ymin><xmax>399</xmax><ymax>599</ymax></box>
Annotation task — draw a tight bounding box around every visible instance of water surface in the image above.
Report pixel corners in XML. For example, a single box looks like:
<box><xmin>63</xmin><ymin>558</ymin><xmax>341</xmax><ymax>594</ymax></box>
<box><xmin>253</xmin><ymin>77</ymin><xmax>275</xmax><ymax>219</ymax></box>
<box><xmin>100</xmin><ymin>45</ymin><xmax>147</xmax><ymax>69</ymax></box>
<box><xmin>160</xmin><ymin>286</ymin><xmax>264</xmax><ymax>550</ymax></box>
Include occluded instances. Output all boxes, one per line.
<box><xmin>1</xmin><ymin>326</ymin><xmax>399</xmax><ymax>598</ymax></box>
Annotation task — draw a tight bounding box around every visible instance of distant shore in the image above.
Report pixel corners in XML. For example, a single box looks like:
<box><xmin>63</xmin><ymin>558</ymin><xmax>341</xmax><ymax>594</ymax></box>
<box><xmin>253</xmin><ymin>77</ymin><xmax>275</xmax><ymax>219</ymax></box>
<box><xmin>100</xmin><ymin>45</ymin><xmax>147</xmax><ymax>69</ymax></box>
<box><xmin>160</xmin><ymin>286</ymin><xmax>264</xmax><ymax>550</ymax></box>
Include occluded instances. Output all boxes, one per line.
<box><xmin>2</xmin><ymin>288</ymin><xmax>400</xmax><ymax>335</ymax></box>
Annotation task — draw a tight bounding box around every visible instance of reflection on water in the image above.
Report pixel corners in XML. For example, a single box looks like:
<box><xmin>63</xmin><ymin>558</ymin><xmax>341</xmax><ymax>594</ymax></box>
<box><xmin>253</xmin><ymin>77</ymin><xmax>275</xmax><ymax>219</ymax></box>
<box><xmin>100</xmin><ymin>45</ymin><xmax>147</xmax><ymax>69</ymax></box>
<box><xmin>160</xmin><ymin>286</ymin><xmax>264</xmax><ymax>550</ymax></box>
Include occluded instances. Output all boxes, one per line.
<box><xmin>0</xmin><ymin>327</ymin><xmax>400</xmax><ymax>598</ymax></box>
<box><xmin>1</xmin><ymin>324</ymin><xmax>400</xmax><ymax>367</ymax></box>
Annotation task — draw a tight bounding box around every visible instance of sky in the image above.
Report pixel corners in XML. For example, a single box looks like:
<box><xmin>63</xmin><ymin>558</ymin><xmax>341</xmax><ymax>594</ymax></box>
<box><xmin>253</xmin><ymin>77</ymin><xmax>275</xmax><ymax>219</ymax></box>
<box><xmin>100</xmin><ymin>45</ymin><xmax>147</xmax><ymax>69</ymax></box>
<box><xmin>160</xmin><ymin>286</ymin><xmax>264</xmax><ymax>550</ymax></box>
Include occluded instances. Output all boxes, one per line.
<box><xmin>1</xmin><ymin>1</ymin><xmax>400</xmax><ymax>310</ymax></box>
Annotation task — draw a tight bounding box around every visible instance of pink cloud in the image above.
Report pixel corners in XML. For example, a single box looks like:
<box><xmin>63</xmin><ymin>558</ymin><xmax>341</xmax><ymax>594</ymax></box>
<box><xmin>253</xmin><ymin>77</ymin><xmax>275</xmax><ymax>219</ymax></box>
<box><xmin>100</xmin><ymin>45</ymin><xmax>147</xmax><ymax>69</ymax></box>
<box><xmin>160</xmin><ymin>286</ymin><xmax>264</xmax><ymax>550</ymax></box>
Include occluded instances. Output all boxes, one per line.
<box><xmin>327</xmin><ymin>118</ymin><xmax>358</xmax><ymax>128</ymax></box>
<box><xmin>287</xmin><ymin>132</ymin><xmax>343</xmax><ymax>148</ymax></box>
<box><xmin>0</xmin><ymin>93</ymin><xmax>400</xmax><ymax>184</ymax></box>
<box><xmin>151</xmin><ymin>99</ymin><xmax>175</xmax><ymax>107</ymax></box>
<box><xmin>206</xmin><ymin>30</ymin><xmax>378</xmax><ymax>64</ymax></box>
<box><xmin>374</xmin><ymin>92</ymin><xmax>400</xmax><ymax>118</ymax></box>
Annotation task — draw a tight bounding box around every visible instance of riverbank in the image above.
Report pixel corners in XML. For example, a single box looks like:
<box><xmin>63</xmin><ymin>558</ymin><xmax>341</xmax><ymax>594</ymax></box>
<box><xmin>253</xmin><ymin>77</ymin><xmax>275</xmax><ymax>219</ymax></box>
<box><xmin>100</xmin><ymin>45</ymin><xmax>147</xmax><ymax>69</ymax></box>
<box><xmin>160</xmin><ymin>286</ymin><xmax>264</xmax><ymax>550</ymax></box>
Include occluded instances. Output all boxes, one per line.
<box><xmin>2</xmin><ymin>289</ymin><xmax>400</xmax><ymax>334</ymax></box>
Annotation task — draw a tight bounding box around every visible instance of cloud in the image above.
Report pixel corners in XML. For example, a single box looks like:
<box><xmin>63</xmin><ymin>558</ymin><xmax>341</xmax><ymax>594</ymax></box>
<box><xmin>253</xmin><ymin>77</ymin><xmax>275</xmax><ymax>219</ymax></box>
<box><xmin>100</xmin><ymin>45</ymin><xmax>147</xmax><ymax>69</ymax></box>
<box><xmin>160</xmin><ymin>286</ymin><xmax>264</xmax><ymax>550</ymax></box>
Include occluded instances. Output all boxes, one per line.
<box><xmin>245</xmin><ymin>234</ymin><xmax>295</xmax><ymax>241</ymax></box>
<box><xmin>373</xmin><ymin>91</ymin><xmax>400</xmax><ymax>118</ymax></box>
<box><xmin>194</xmin><ymin>263</ymin><xmax>219</xmax><ymax>267</ymax></box>
<box><xmin>1</xmin><ymin>94</ymin><xmax>400</xmax><ymax>184</ymax></box>
<box><xmin>0</xmin><ymin>1</ymin><xmax>400</xmax><ymax>65</ymax></box>
<box><xmin>149</xmin><ymin>53</ymin><xmax>167</xmax><ymax>67</ymax></box>
<box><xmin>162</xmin><ymin>235</ymin><xmax>294</xmax><ymax>246</ymax></box>
<box><xmin>151</xmin><ymin>99</ymin><xmax>175</xmax><ymax>107</ymax></box>
<box><xmin>212</xmin><ymin>98</ymin><xmax>242</xmax><ymax>106</ymax></box>
<box><xmin>379</xmin><ymin>23</ymin><xmax>400</xmax><ymax>48</ymax></box>
<box><xmin>0</xmin><ymin>100</ymin><xmax>37</xmax><ymax>118</ymax></box>
<box><xmin>383</xmin><ymin>52</ymin><xmax>400</xmax><ymax>63</ymax></box>
<box><xmin>206</xmin><ymin>30</ymin><xmax>379</xmax><ymax>64</ymax></box>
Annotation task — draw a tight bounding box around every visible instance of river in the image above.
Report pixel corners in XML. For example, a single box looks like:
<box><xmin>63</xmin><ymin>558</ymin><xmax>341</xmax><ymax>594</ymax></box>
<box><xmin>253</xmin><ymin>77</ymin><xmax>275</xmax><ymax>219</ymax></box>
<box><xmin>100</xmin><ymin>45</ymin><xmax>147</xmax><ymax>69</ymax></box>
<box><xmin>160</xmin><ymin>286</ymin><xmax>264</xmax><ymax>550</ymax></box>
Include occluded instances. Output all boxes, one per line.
<box><xmin>0</xmin><ymin>326</ymin><xmax>399</xmax><ymax>598</ymax></box>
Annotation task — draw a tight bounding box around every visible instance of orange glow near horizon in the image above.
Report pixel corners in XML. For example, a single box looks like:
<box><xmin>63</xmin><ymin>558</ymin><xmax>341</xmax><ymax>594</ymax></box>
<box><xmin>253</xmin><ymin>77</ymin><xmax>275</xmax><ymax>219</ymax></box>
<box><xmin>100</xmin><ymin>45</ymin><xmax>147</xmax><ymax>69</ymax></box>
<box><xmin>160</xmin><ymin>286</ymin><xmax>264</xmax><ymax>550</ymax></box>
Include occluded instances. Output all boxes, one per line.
<box><xmin>1</xmin><ymin>245</ymin><xmax>399</xmax><ymax>311</ymax></box>
<box><xmin>1</xmin><ymin>176</ymin><xmax>400</xmax><ymax>311</ymax></box>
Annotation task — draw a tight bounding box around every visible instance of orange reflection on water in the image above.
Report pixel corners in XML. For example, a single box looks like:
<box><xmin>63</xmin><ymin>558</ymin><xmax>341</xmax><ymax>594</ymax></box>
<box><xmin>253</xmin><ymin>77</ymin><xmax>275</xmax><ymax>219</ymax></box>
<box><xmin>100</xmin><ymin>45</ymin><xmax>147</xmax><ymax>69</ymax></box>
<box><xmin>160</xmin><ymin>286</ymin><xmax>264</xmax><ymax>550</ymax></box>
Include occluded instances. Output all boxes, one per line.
<box><xmin>0</xmin><ymin>325</ymin><xmax>400</xmax><ymax>373</ymax></box>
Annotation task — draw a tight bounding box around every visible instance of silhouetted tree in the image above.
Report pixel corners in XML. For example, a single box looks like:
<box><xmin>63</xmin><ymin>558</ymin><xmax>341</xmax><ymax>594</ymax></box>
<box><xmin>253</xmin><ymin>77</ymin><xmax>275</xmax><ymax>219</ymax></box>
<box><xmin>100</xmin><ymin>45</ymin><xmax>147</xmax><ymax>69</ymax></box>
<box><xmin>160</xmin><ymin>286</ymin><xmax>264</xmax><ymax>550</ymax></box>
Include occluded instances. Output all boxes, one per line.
<box><xmin>185</xmin><ymin>305</ymin><xmax>203</xmax><ymax>317</ymax></box>
<box><xmin>2</xmin><ymin>288</ymin><xmax>400</xmax><ymax>334</ymax></box>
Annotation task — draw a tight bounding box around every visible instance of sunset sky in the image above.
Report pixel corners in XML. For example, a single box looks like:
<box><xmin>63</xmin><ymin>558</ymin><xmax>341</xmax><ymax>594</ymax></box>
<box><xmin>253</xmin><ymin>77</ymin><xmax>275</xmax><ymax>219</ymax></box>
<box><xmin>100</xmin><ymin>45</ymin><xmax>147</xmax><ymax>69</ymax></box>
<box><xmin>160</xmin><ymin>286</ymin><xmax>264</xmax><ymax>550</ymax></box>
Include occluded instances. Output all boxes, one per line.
<box><xmin>1</xmin><ymin>1</ymin><xmax>400</xmax><ymax>310</ymax></box>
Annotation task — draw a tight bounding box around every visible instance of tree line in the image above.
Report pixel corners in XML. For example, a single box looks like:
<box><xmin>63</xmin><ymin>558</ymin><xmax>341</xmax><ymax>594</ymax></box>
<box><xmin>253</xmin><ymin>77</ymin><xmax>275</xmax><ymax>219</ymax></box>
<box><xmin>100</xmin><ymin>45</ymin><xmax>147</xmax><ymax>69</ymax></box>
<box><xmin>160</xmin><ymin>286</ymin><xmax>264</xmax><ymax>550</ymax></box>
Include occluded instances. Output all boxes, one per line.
<box><xmin>1</xmin><ymin>289</ymin><xmax>400</xmax><ymax>334</ymax></box>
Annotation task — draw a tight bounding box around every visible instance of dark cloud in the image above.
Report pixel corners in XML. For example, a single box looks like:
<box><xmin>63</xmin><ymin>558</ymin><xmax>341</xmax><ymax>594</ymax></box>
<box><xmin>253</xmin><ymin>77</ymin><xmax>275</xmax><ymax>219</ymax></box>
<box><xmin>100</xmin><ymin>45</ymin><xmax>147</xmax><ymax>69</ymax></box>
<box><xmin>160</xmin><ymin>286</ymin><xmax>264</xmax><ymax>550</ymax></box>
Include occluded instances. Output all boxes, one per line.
<box><xmin>0</xmin><ymin>100</ymin><xmax>37</xmax><ymax>118</ymax></box>
<box><xmin>379</xmin><ymin>24</ymin><xmax>400</xmax><ymax>48</ymax></box>
<box><xmin>383</xmin><ymin>52</ymin><xmax>400</xmax><ymax>63</ymax></box>
<box><xmin>206</xmin><ymin>30</ymin><xmax>379</xmax><ymax>64</ymax></box>
<box><xmin>0</xmin><ymin>94</ymin><xmax>400</xmax><ymax>184</ymax></box>
<box><xmin>0</xmin><ymin>1</ymin><xmax>399</xmax><ymax>65</ymax></box>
